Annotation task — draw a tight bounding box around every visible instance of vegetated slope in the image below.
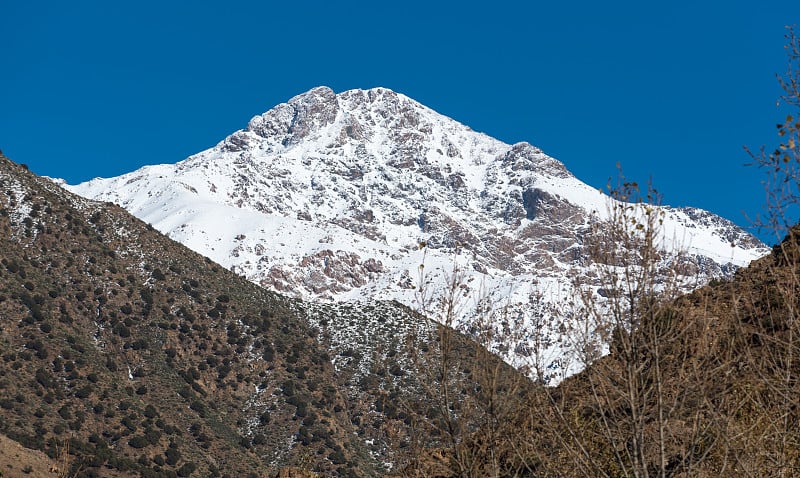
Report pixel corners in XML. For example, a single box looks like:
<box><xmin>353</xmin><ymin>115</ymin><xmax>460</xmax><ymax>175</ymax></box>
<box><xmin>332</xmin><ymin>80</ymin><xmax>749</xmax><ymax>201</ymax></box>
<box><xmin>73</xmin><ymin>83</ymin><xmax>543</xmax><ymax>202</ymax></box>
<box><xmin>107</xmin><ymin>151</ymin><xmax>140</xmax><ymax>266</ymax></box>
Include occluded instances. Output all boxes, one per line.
<box><xmin>0</xmin><ymin>153</ymin><xmax>528</xmax><ymax>477</ymax></box>
<box><xmin>402</xmin><ymin>225</ymin><xmax>800</xmax><ymax>477</ymax></box>
<box><xmin>68</xmin><ymin>86</ymin><xmax>768</xmax><ymax>380</ymax></box>
<box><xmin>0</xmin><ymin>154</ymin><xmax>368</xmax><ymax>476</ymax></box>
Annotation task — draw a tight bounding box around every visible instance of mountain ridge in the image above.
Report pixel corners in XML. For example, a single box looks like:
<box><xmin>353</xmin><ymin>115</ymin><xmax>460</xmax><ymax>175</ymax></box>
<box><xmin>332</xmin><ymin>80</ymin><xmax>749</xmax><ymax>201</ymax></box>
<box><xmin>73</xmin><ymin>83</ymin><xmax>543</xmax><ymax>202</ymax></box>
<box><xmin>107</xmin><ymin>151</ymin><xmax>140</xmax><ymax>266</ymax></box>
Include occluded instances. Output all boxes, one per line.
<box><xmin>67</xmin><ymin>86</ymin><xmax>769</xmax><ymax>380</ymax></box>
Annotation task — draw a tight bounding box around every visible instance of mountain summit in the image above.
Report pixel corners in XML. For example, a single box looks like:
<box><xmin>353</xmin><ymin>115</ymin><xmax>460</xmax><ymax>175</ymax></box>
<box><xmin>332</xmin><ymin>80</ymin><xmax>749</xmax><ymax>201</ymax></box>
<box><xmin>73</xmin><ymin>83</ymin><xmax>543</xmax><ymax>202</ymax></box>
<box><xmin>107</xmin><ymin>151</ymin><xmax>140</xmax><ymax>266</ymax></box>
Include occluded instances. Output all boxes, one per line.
<box><xmin>68</xmin><ymin>86</ymin><xmax>768</xmax><ymax>378</ymax></box>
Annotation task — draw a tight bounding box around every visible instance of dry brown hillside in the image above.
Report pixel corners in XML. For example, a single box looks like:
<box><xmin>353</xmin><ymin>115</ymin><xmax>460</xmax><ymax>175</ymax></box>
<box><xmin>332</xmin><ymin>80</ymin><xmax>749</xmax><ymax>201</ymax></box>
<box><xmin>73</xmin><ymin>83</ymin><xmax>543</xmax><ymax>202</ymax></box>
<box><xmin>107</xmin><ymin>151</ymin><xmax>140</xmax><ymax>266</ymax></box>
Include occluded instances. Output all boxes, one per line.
<box><xmin>397</xmin><ymin>214</ymin><xmax>800</xmax><ymax>478</ymax></box>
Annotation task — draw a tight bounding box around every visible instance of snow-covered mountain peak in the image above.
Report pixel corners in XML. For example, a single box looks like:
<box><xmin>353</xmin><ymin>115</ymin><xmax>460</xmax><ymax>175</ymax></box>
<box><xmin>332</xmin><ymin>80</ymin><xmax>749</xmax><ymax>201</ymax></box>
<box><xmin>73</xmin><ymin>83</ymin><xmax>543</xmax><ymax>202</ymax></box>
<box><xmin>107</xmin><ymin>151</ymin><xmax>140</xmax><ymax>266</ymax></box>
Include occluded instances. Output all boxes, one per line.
<box><xmin>165</xmin><ymin>86</ymin><xmax>578</xmax><ymax>227</ymax></box>
<box><xmin>68</xmin><ymin>86</ymin><xmax>768</xmax><ymax>381</ymax></box>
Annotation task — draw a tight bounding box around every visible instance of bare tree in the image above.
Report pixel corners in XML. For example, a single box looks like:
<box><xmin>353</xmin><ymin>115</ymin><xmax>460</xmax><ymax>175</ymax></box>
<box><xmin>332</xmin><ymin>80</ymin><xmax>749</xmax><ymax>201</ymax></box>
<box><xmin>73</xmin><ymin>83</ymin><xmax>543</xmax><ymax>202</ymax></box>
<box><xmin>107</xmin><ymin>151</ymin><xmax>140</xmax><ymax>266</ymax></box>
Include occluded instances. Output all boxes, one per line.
<box><xmin>395</xmin><ymin>246</ymin><xmax>534</xmax><ymax>478</ymax></box>
<box><xmin>748</xmin><ymin>26</ymin><xmax>800</xmax><ymax>242</ymax></box>
<box><xmin>535</xmin><ymin>176</ymin><xmax>723</xmax><ymax>478</ymax></box>
<box><xmin>722</xmin><ymin>24</ymin><xmax>800</xmax><ymax>478</ymax></box>
<box><xmin>531</xmin><ymin>27</ymin><xmax>800</xmax><ymax>478</ymax></box>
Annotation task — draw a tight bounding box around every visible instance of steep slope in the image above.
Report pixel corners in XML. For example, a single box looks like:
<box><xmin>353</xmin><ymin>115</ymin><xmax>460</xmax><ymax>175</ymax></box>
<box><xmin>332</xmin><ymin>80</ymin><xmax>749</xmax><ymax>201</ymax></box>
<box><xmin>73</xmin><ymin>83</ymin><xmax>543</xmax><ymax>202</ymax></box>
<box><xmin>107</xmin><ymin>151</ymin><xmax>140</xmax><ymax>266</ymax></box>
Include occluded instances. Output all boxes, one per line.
<box><xmin>68</xmin><ymin>86</ymin><xmax>768</xmax><ymax>379</ymax></box>
<box><xmin>0</xmin><ymin>153</ymin><xmax>526</xmax><ymax>476</ymax></box>
<box><xmin>0</xmin><ymin>155</ymin><xmax>369</xmax><ymax>476</ymax></box>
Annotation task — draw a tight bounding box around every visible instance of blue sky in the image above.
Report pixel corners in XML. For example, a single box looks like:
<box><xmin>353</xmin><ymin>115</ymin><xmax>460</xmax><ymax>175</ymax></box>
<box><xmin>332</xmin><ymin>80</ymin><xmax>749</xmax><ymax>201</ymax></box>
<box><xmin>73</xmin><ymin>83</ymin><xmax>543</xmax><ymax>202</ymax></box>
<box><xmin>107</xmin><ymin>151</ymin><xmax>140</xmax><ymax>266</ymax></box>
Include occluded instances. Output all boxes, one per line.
<box><xmin>1</xmin><ymin>1</ymin><xmax>798</xmax><ymax>244</ymax></box>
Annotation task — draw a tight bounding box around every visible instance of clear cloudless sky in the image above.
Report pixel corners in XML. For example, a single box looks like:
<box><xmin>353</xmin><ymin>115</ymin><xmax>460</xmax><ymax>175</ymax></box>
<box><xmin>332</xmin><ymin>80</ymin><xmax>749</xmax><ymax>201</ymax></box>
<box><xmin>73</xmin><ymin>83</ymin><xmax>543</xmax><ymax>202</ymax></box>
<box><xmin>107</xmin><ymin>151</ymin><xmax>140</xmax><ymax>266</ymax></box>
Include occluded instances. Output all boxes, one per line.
<box><xmin>2</xmin><ymin>1</ymin><xmax>799</xmax><ymax>244</ymax></box>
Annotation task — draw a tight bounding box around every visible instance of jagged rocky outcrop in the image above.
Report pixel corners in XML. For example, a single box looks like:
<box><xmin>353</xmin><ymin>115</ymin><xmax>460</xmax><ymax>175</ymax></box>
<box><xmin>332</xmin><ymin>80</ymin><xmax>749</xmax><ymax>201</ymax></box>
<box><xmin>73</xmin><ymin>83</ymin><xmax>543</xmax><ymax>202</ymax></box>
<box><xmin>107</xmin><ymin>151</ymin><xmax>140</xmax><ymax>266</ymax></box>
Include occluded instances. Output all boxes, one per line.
<box><xmin>68</xmin><ymin>86</ymin><xmax>768</xmax><ymax>379</ymax></box>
